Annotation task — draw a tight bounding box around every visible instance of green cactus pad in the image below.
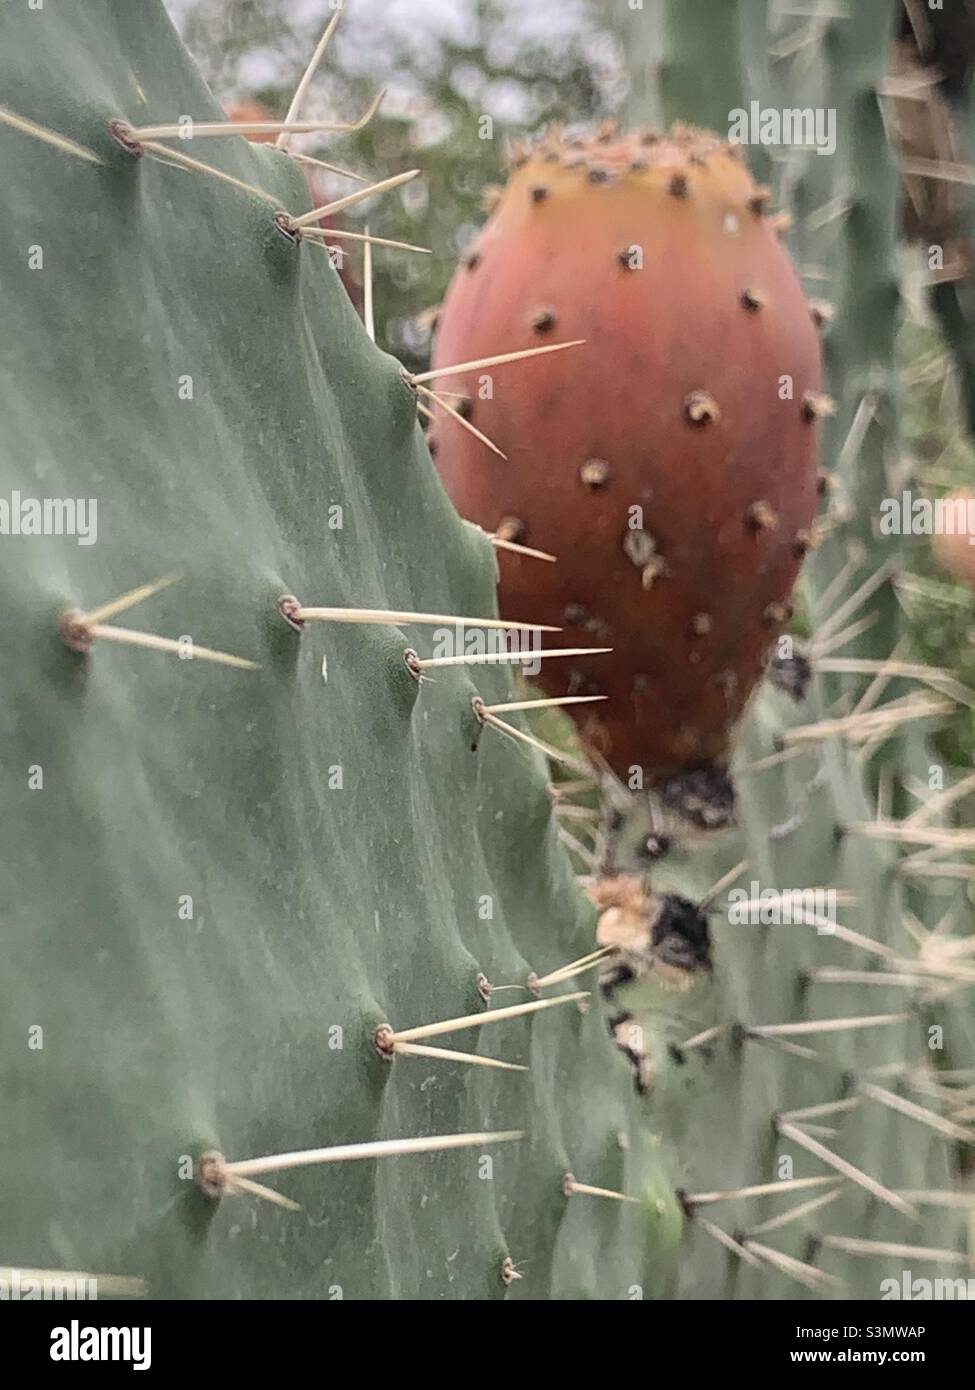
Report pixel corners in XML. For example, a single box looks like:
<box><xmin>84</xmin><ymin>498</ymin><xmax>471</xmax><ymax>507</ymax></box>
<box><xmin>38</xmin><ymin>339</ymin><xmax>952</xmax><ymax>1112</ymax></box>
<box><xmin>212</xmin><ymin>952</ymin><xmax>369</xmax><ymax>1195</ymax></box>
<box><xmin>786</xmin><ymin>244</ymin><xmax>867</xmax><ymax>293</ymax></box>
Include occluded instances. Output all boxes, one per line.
<box><xmin>0</xmin><ymin>0</ymin><xmax>676</xmax><ymax>1301</ymax></box>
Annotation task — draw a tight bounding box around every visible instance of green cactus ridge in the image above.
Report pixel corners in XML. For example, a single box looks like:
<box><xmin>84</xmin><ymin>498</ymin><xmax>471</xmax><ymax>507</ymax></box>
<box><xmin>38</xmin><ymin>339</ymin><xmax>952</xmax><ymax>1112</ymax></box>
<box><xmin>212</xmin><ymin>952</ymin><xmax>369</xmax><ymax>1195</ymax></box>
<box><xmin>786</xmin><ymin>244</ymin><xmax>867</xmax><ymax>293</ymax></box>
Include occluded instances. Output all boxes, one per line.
<box><xmin>1</xmin><ymin>0</ymin><xmax>972</xmax><ymax>1303</ymax></box>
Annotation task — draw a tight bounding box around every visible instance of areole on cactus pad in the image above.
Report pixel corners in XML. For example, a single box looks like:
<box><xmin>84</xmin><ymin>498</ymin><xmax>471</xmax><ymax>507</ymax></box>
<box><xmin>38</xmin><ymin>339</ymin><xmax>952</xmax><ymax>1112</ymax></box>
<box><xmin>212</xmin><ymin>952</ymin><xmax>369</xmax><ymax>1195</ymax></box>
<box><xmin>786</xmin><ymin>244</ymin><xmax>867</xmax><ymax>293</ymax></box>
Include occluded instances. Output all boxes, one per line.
<box><xmin>430</xmin><ymin>123</ymin><xmax>828</xmax><ymax>803</ymax></box>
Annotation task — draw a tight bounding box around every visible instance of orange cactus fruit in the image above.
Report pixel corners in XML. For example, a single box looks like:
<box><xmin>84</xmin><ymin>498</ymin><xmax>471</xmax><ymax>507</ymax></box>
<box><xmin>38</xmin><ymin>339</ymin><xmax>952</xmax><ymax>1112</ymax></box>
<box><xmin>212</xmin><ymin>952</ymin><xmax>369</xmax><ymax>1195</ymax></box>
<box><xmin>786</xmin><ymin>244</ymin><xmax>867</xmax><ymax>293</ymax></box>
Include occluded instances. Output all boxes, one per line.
<box><xmin>932</xmin><ymin>490</ymin><xmax>975</xmax><ymax>588</ymax></box>
<box><xmin>429</xmin><ymin>124</ymin><xmax>825</xmax><ymax>810</ymax></box>
<box><xmin>226</xmin><ymin>100</ymin><xmax>281</xmax><ymax>144</ymax></box>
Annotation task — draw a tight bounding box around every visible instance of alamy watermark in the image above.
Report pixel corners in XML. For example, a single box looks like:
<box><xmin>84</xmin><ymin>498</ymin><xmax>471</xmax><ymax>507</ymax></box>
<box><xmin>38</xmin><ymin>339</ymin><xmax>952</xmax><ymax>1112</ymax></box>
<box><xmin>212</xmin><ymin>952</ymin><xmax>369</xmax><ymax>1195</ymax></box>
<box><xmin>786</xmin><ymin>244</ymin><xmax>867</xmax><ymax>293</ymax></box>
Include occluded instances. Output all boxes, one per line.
<box><xmin>0</xmin><ymin>1267</ymin><xmax>98</xmax><ymax>1299</ymax></box>
<box><xmin>882</xmin><ymin>1270</ymin><xmax>975</xmax><ymax>1300</ymax></box>
<box><xmin>0</xmin><ymin>491</ymin><xmax>97</xmax><ymax>545</ymax></box>
<box><xmin>50</xmin><ymin>1320</ymin><xmax>151</xmax><ymax>1371</ymax></box>
<box><xmin>429</xmin><ymin>625</ymin><xmax>544</xmax><ymax>675</ymax></box>
<box><xmin>727</xmin><ymin>881</ymin><xmax>837</xmax><ymax>931</ymax></box>
<box><xmin>728</xmin><ymin>101</ymin><xmax>836</xmax><ymax>156</ymax></box>
<box><xmin>879</xmin><ymin>490</ymin><xmax>975</xmax><ymax>543</ymax></box>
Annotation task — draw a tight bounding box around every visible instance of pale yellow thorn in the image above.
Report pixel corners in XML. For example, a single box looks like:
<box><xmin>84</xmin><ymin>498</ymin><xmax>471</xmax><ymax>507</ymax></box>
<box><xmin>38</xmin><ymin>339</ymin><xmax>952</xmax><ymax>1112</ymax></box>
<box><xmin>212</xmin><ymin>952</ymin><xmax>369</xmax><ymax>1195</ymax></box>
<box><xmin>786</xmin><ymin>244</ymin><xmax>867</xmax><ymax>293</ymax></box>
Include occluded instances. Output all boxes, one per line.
<box><xmin>778</xmin><ymin>1121</ymin><xmax>918</xmax><ymax>1218</ymax></box>
<box><xmin>362</xmin><ymin>222</ymin><xmax>375</xmax><ymax>342</ymax></box>
<box><xmin>745</xmin><ymin>1187</ymin><xmax>845</xmax><ymax>1238</ymax></box>
<box><xmin>727</xmin><ymin>890</ymin><xmax>856</xmax><ymax>911</ymax></box>
<box><xmin>0</xmin><ymin>1267</ymin><xmax>144</xmax><ymax>1297</ymax></box>
<box><xmin>276</xmin><ymin>8</ymin><xmax>344</xmax><ymax>150</ymax></box>
<box><xmin>528</xmin><ymin>956</ymin><xmax>603</xmax><ymax>989</ymax></box>
<box><xmin>778</xmin><ymin>1098</ymin><xmax>861</xmax><ymax>1124</ymax></box>
<box><xmin>749</xmin><ymin>1013</ymin><xmax>910</xmax><ymax>1038</ymax></box>
<box><xmin>78</xmin><ymin>572</ymin><xmax>181</xmax><ymax>626</ymax></box>
<box><xmin>416</xmin><ymin>385</ymin><xmax>508</xmax><ymax>459</ymax></box>
<box><xmin>849</xmin><ymin>821</ymin><xmax>975</xmax><ymax>851</ymax></box>
<box><xmin>900</xmin><ymin>155</ymin><xmax>975</xmax><ymax>188</ymax></box>
<box><xmin>131</xmin><ymin>90</ymin><xmax>386</xmax><ymax>142</ymax></box>
<box><xmin>564</xmin><ymin>1177</ymin><xmax>640</xmax><ymax>1204</ymax></box>
<box><xmin>301</xmin><ymin>225</ymin><xmax>431</xmax><ymax>254</ymax></box>
<box><xmin>726</xmin><ymin>899</ymin><xmax>890</xmax><ymax>963</ymax></box>
<box><xmin>681</xmin><ymin>1024</ymin><xmax>728</xmax><ymax>1052</ymax></box>
<box><xmin>899</xmin><ymin>861</ymin><xmax>975</xmax><ymax>881</ymax></box>
<box><xmin>224</xmin><ymin>1130</ymin><xmax>524</xmax><ymax>1180</ymax></box>
<box><xmin>684</xmin><ymin>1175</ymin><xmax>840</xmax><ymax>1207</ymax></box>
<box><xmin>734</xmin><ymin>746</ymin><xmax>805</xmax><ymax>778</ymax></box>
<box><xmin>285</xmin><ymin>602</ymin><xmax>557</xmax><ymax>634</ymax></box>
<box><xmin>226</xmin><ymin>1174</ymin><xmax>302</xmax><ymax>1211</ymax></box>
<box><xmin>415</xmin><ymin>398</ymin><xmax>437</xmax><ymax>429</ymax></box>
<box><xmin>291</xmin><ymin>169</ymin><xmax>421</xmax><ymax>229</ymax></box>
<box><xmin>478</xmin><ymin>706</ymin><xmax>592</xmax><ymax>774</ymax></box>
<box><xmin>779</xmin><ymin>695</ymin><xmax>952</xmax><ymax>746</ymax></box>
<box><xmin>559</xmin><ymin>826</ymin><xmax>598</xmax><ymax>867</ymax></box>
<box><xmin>533</xmin><ymin>947</ymin><xmax>614</xmax><ymax>990</ymax></box>
<box><xmin>810</xmin><ymin>612</ymin><xmax>880</xmax><ymax>658</ymax></box>
<box><xmin>547</xmin><ymin>778</ymin><xmax>599</xmax><ymax>798</ymax></box>
<box><xmin>817</xmin><ymin>655</ymin><xmax>959</xmax><ymax>683</ymax></box>
<box><xmin>744</xmin><ymin>1239</ymin><xmax>846</xmax><ymax>1293</ymax></box>
<box><xmin>535</xmin><ymin>957</ymin><xmax>607</xmax><ymax>988</ymax></box>
<box><xmin>859</xmin><ymin>1080</ymin><xmax>975</xmax><ymax>1143</ymax></box>
<box><xmin>391</xmin><ymin>1042</ymin><xmax>527</xmax><ymax>1072</ymax></box>
<box><xmin>289</xmin><ymin>151</ymin><xmax>370</xmax><ymax>183</ymax></box>
<box><xmin>748</xmin><ymin>1033</ymin><xmax>819</xmax><ymax>1061</ymax></box>
<box><xmin>490</xmin><ymin>535</ymin><xmax>557</xmax><ymax>562</ymax></box>
<box><xmin>409</xmin><ymin>339</ymin><xmax>586</xmax><ymax>386</ymax></box>
<box><xmin>413</xmin><ymin>646</ymin><xmax>608</xmax><ymax>671</ymax></box>
<box><xmin>551</xmin><ymin>803</ymin><xmax>600</xmax><ymax>823</ymax></box>
<box><xmin>289</xmin><ymin>150</ymin><xmax>371</xmax><ymax>184</ymax></box>
<box><xmin>702</xmin><ymin>857</ymin><xmax>750</xmax><ymax>907</ymax></box>
<box><xmin>904</xmin><ymin>768</ymin><xmax>975</xmax><ymax>827</ymax></box>
<box><xmin>808</xmin><ymin>918</ymin><xmax>900</xmax><ymax>961</ymax></box>
<box><xmin>816</xmin><ymin>556</ymin><xmax>857</xmax><ymax>617</ymax></box>
<box><xmin>482</xmin><ymin>694</ymin><xmax>607</xmax><ymax>715</ymax></box>
<box><xmin>808</xmin><ymin>967</ymin><xmax>933</xmax><ymax>988</ymax></box>
<box><xmin>820</xmin><ymin>1234</ymin><xmax>971</xmax><ymax>1264</ymax></box>
<box><xmin>813</xmin><ymin>559</ymin><xmax>894</xmax><ymax>645</ymax></box>
<box><xmin>90</xmin><ymin>625</ymin><xmax>258</xmax><ymax>670</ymax></box>
<box><xmin>0</xmin><ymin>104</ymin><xmax>103</xmax><ymax>164</ymax></box>
<box><xmin>386</xmin><ymin>992</ymin><xmax>588</xmax><ymax>1045</ymax></box>
<box><xmin>898</xmin><ymin>1189</ymin><xmax>975</xmax><ymax>1209</ymax></box>
<box><xmin>694</xmin><ymin>1216</ymin><xmax>763</xmax><ymax>1268</ymax></box>
<box><xmin>141</xmin><ymin>141</ymin><xmax>280</xmax><ymax>206</ymax></box>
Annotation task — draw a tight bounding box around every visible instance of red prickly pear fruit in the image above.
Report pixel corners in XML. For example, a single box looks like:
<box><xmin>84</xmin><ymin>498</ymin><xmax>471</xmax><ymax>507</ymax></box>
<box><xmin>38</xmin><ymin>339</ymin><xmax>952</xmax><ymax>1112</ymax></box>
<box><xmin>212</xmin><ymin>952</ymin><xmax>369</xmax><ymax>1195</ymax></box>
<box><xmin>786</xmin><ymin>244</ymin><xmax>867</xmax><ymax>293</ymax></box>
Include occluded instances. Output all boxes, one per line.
<box><xmin>429</xmin><ymin>125</ymin><xmax>824</xmax><ymax>792</ymax></box>
<box><xmin>226</xmin><ymin>100</ymin><xmax>281</xmax><ymax>145</ymax></box>
<box><xmin>932</xmin><ymin>490</ymin><xmax>975</xmax><ymax>588</ymax></box>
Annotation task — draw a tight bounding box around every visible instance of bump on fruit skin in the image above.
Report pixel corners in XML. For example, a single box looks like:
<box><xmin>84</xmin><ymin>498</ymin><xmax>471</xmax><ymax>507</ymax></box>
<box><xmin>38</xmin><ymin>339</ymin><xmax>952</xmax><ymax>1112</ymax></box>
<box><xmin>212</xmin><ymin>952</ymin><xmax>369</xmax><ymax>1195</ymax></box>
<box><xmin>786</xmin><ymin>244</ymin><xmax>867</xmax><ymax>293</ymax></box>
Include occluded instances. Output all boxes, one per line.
<box><xmin>431</xmin><ymin>124</ymin><xmax>823</xmax><ymax>783</ymax></box>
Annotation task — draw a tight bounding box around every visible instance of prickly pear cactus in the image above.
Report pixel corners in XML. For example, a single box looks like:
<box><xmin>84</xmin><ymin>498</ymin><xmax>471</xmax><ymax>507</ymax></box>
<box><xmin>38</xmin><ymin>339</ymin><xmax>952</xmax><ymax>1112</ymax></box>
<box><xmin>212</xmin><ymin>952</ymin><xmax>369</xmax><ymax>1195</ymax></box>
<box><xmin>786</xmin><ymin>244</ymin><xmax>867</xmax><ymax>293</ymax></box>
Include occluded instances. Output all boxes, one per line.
<box><xmin>431</xmin><ymin>122</ymin><xmax>824</xmax><ymax>797</ymax></box>
<box><xmin>0</xmin><ymin>0</ymin><xmax>682</xmax><ymax>1301</ymax></box>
